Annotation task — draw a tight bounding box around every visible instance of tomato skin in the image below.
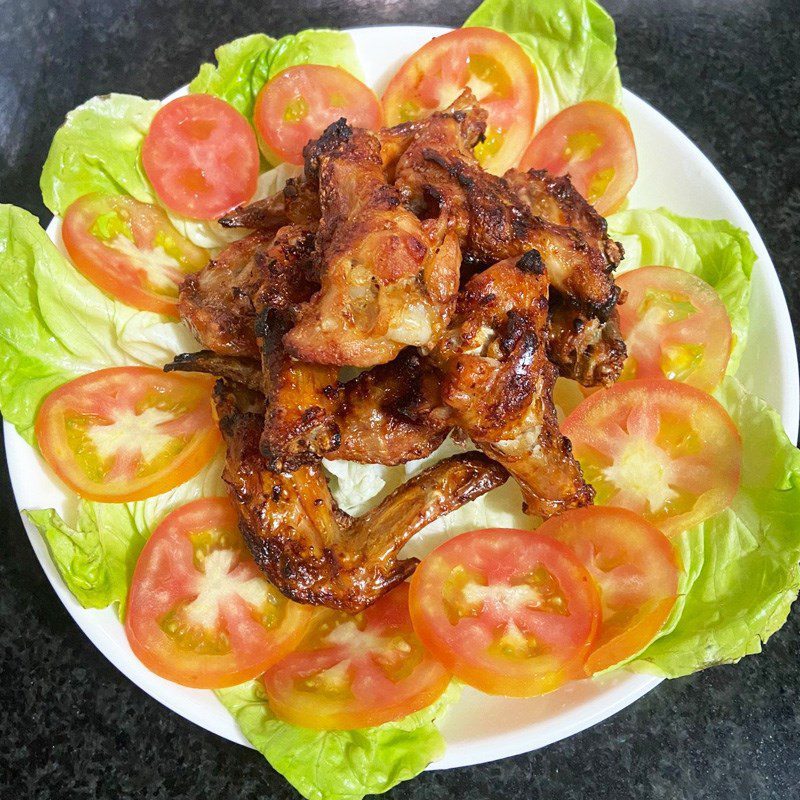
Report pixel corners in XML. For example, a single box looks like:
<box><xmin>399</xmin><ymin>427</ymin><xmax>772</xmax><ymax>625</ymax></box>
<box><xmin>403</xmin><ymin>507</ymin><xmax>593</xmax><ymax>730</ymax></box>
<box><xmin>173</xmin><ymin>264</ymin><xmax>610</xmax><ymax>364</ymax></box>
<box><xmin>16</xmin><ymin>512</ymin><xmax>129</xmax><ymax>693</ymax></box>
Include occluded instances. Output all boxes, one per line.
<box><xmin>538</xmin><ymin>506</ymin><xmax>679</xmax><ymax>674</ymax></box>
<box><xmin>62</xmin><ymin>193</ymin><xmax>209</xmax><ymax>316</ymax></box>
<box><xmin>254</xmin><ymin>65</ymin><xmax>383</xmax><ymax>165</ymax></box>
<box><xmin>126</xmin><ymin>498</ymin><xmax>312</xmax><ymax>688</ymax></box>
<box><xmin>263</xmin><ymin>583</ymin><xmax>450</xmax><ymax>730</ymax></box>
<box><xmin>519</xmin><ymin>101</ymin><xmax>637</xmax><ymax>214</ymax></box>
<box><xmin>142</xmin><ymin>94</ymin><xmax>259</xmax><ymax>219</ymax></box>
<box><xmin>382</xmin><ymin>27</ymin><xmax>539</xmax><ymax>174</ymax></box>
<box><xmin>409</xmin><ymin>528</ymin><xmax>601</xmax><ymax>697</ymax></box>
<box><xmin>616</xmin><ymin>266</ymin><xmax>732</xmax><ymax>392</ymax></box>
<box><xmin>35</xmin><ymin>367</ymin><xmax>221</xmax><ymax>502</ymax></box>
<box><xmin>563</xmin><ymin>379</ymin><xmax>742</xmax><ymax>536</ymax></box>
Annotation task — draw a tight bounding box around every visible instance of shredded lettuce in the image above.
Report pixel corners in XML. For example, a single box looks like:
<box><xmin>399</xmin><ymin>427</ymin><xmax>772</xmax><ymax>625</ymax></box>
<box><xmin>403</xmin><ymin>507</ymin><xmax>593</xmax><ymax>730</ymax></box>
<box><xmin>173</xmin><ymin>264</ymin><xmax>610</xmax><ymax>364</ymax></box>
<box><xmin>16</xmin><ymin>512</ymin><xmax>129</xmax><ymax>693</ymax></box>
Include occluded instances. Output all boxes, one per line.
<box><xmin>25</xmin><ymin>452</ymin><xmax>226</xmax><ymax>616</ymax></box>
<box><xmin>0</xmin><ymin>205</ymin><xmax>196</xmax><ymax>444</ymax></box>
<box><xmin>465</xmin><ymin>0</ymin><xmax>623</xmax><ymax>127</ymax></box>
<box><xmin>189</xmin><ymin>30</ymin><xmax>362</xmax><ymax>121</ymax></box>
<box><xmin>216</xmin><ymin>680</ymin><xmax>459</xmax><ymax>800</ymax></box>
<box><xmin>608</xmin><ymin>208</ymin><xmax>756</xmax><ymax>373</ymax></box>
<box><xmin>40</xmin><ymin>94</ymin><xmax>159</xmax><ymax>216</ymax></box>
<box><xmin>631</xmin><ymin>378</ymin><xmax>800</xmax><ymax>677</ymax></box>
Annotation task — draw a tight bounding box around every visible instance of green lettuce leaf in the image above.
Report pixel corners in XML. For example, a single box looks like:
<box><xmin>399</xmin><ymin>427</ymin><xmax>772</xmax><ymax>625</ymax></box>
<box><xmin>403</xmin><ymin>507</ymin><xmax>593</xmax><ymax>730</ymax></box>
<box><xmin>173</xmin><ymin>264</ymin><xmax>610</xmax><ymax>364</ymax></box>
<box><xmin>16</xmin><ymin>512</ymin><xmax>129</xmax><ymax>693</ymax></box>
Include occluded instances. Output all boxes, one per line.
<box><xmin>630</xmin><ymin>377</ymin><xmax>800</xmax><ymax>677</ymax></box>
<box><xmin>40</xmin><ymin>94</ymin><xmax>159</xmax><ymax>216</ymax></box>
<box><xmin>464</xmin><ymin>0</ymin><xmax>623</xmax><ymax>126</ymax></box>
<box><xmin>0</xmin><ymin>205</ymin><xmax>196</xmax><ymax>444</ymax></box>
<box><xmin>189</xmin><ymin>30</ymin><xmax>362</xmax><ymax>121</ymax></box>
<box><xmin>608</xmin><ymin>208</ymin><xmax>756</xmax><ymax>373</ymax></box>
<box><xmin>189</xmin><ymin>34</ymin><xmax>276</xmax><ymax>118</ymax></box>
<box><xmin>216</xmin><ymin>680</ymin><xmax>459</xmax><ymax>800</ymax></box>
<box><xmin>25</xmin><ymin>452</ymin><xmax>226</xmax><ymax>615</ymax></box>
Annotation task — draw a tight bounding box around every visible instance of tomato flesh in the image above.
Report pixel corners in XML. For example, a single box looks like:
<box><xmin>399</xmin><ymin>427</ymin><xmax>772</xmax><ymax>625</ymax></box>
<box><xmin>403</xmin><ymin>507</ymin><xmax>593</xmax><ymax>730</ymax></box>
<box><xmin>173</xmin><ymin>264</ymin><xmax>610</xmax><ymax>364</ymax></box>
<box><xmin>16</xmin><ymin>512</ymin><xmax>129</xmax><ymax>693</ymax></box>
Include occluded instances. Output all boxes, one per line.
<box><xmin>262</xmin><ymin>583</ymin><xmax>450</xmax><ymax>729</ymax></box>
<box><xmin>382</xmin><ymin>27</ymin><xmax>539</xmax><ymax>174</ymax></box>
<box><xmin>142</xmin><ymin>94</ymin><xmax>259</xmax><ymax>219</ymax></box>
<box><xmin>563</xmin><ymin>379</ymin><xmax>741</xmax><ymax>536</ymax></box>
<box><xmin>255</xmin><ymin>65</ymin><xmax>383</xmax><ymax>165</ymax></box>
<box><xmin>126</xmin><ymin>498</ymin><xmax>311</xmax><ymax>688</ymax></box>
<box><xmin>519</xmin><ymin>101</ymin><xmax>637</xmax><ymax>214</ymax></box>
<box><xmin>409</xmin><ymin>528</ymin><xmax>600</xmax><ymax>697</ymax></box>
<box><xmin>62</xmin><ymin>193</ymin><xmax>209</xmax><ymax>316</ymax></box>
<box><xmin>616</xmin><ymin>266</ymin><xmax>732</xmax><ymax>392</ymax></box>
<box><xmin>35</xmin><ymin>367</ymin><xmax>221</xmax><ymax>502</ymax></box>
<box><xmin>539</xmin><ymin>506</ymin><xmax>679</xmax><ymax>674</ymax></box>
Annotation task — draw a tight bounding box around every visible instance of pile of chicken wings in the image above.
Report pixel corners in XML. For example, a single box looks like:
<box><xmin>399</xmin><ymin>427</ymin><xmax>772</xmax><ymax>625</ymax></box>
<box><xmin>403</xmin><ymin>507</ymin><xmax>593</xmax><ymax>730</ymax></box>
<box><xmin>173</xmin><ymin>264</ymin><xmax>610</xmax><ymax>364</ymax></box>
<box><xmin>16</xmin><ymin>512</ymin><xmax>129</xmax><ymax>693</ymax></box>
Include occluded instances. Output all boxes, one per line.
<box><xmin>168</xmin><ymin>90</ymin><xmax>627</xmax><ymax>612</ymax></box>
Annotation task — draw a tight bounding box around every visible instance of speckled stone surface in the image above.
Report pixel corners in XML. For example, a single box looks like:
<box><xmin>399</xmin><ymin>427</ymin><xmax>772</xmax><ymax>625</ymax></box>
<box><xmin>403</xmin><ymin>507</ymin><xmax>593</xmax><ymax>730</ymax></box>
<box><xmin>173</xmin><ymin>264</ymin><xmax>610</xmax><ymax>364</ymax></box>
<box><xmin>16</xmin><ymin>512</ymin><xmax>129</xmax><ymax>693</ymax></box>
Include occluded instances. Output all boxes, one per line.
<box><xmin>1</xmin><ymin>1</ymin><xmax>799</xmax><ymax>798</ymax></box>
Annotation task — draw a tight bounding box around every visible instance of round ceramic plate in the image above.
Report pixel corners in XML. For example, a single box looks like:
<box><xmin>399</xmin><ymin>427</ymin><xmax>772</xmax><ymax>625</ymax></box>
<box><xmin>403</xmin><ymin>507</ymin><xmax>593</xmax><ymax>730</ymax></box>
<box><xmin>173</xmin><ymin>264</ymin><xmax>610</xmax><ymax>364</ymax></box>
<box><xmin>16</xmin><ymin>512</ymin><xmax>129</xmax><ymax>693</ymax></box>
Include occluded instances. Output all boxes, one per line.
<box><xmin>5</xmin><ymin>25</ymin><xmax>798</xmax><ymax>770</ymax></box>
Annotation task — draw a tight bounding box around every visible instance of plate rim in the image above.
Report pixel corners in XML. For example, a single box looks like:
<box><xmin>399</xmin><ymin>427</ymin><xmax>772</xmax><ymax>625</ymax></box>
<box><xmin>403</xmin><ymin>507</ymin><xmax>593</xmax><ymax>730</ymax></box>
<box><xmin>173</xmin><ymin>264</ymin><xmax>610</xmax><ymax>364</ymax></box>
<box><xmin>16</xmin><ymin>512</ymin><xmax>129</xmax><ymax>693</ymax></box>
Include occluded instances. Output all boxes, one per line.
<box><xmin>4</xmin><ymin>22</ymin><xmax>798</xmax><ymax>773</ymax></box>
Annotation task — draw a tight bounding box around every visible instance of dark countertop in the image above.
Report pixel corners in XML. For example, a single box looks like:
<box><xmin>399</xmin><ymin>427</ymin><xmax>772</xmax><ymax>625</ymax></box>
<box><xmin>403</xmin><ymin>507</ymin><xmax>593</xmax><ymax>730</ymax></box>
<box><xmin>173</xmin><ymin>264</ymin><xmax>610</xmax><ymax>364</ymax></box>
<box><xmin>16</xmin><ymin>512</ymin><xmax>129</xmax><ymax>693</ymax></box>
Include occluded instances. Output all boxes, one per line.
<box><xmin>1</xmin><ymin>1</ymin><xmax>799</xmax><ymax>798</ymax></box>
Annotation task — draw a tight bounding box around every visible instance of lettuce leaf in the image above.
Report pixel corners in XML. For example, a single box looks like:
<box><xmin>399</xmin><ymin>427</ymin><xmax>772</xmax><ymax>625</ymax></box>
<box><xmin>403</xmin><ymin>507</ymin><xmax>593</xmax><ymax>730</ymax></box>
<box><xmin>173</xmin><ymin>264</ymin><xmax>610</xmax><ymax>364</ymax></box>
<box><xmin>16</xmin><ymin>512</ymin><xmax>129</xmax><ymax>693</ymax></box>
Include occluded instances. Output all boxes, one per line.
<box><xmin>464</xmin><ymin>0</ymin><xmax>623</xmax><ymax>126</ymax></box>
<box><xmin>608</xmin><ymin>208</ymin><xmax>756</xmax><ymax>374</ymax></box>
<box><xmin>189</xmin><ymin>30</ymin><xmax>362</xmax><ymax>121</ymax></box>
<box><xmin>25</xmin><ymin>452</ymin><xmax>226</xmax><ymax>616</ymax></box>
<box><xmin>0</xmin><ymin>205</ymin><xmax>196</xmax><ymax>444</ymax></box>
<box><xmin>40</xmin><ymin>94</ymin><xmax>159</xmax><ymax>216</ymax></box>
<box><xmin>631</xmin><ymin>378</ymin><xmax>800</xmax><ymax>677</ymax></box>
<box><xmin>216</xmin><ymin>680</ymin><xmax>459</xmax><ymax>800</ymax></box>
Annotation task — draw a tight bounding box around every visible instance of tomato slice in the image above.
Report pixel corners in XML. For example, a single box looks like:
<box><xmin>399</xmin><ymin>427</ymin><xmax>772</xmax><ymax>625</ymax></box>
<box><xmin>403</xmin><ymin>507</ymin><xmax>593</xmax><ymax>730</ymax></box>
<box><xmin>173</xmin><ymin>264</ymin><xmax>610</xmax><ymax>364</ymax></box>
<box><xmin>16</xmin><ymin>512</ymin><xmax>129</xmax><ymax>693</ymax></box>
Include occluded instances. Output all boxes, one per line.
<box><xmin>563</xmin><ymin>379</ymin><xmax>741</xmax><ymax>536</ymax></box>
<box><xmin>126</xmin><ymin>498</ymin><xmax>311</xmax><ymax>688</ymax></box>
<box><xmin>382</xmin><ymin>27</ymin><xmax>538</xmax><ymax>174</ymax></box>
<box><xmin>254</xmin><ymin>65</ymin><xmax>383</xmax><ymax>165</ymax></box>
<box><xmin>409</xmin><ymin>528</ymin><xmax>600</xmax><ymax>697</ymax></box>
<box><xmin>62</xmin><ymin>193</ymin><xmax>209</xmax><ymax>316</ymax></box>
<box><xmin>35</xmin><ymin>367</ymin><xmax>221</xmax><ymax>502</ymax></box>
<box><xmin>539</xmin><ymin>506</ymin><xmax>679</xmax><ymax>674</ymax></box>
<box><xmin>142</xmin><ymin>94</ymin><xmax>259</xmax><ymax>219</ymax></box>
<box><xmin>616</xmin><ymin>266</ymin><xmax>732</xmax><ymax>392</ymax></box>
<box><xmin>262</xmin><ymin>583</ymin><xmax>450</xmax><ymax>729</ymax></box>
<box><xmin>519</xmin><ymin>101</ymin><xmax>637</xmax><ymax>214</ymax></box>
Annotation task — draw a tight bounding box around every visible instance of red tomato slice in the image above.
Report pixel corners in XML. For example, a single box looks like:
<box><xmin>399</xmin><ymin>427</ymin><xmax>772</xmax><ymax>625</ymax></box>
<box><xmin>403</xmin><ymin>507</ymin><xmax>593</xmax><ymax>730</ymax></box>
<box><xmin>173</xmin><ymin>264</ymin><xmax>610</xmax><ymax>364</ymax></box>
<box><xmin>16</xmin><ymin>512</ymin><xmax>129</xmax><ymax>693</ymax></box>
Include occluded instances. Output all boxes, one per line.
<box><xmin>616</xmin><ymin>266</ymin><xmax>732</xmax><ymax>392</ymax></box>
<box><xmin>254</xmin><ymin>65</ymin><xmax>383</xmax><ymax>165</ymax></box>
<box><xmin>262</xmin><ymin>583</ymin><xmax>450</xmax><ymax>730</ymax></box>
<box><xmin>62</xmin><ymin>193</ymin><xmax>209</xmax><ymax>316</ymax></box>
<box><xmin>519</xmin><ymin>101</ymin><xmax>637</xmax><ymax>214</ymax></box>
<box><xmin>563</xmin><ymin>379</ymin><xmax>741</xmax><ymax>536</ymax></box>
<box><xmin>382</xmin><ymin>27</ymin><xmax>538</xmax><ymax>174</ymax></box>
<box><xmin>142</xmin><ymin>94</ymin><xmax>259</xmax><ymax>219</ymax></box>
<box><xmin>126</xmin><ymin>498</ymin><xmax>311</xmax><ymax>688</ymax></box>
<box><xmin>35</xmin><ymin>367</ymin><xmax>221</xmax><ymax>502</ymax></box>
<box><xmin>409</xmin><ymin>528</ymin><xmax>600</xmax><ymax>697</ymax></box>
<box><xmin>539</xmin><ymin>506</ymin><xmax>679</xmax><ymax>675</ymax></box>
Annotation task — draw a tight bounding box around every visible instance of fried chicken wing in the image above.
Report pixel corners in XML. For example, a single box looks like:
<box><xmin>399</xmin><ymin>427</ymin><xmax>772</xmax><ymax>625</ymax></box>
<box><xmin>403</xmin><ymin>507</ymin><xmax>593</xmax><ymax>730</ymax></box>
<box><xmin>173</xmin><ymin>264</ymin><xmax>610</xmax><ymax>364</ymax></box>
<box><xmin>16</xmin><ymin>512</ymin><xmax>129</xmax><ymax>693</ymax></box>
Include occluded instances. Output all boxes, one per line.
<box><xmin>165</xmin><ymin>350</ymin><xmax>262</xmax><ymax>391</ymax></box>
<box><xmin>432</xmin><ymin>253</ymin><xmax>594</xmax><ymax>517</ymax></box>
<box><xmin>283</xmin><ymin>120</ymin><xmax>461</xmax><ymax>366</ymax></box>
<box><xmin>214</xmin><ymin>381</ymin><xmax>507</xmax><ymax>611</ymax></box>
<box><xmin>220</xmin><ymin>175</ymin><xmax>321</xmax><ymax>231</ymax></box>
<box><xmin>334</xmin><ymin>348</ymin><xmax>452</xmax><ymax>464</ymax></box>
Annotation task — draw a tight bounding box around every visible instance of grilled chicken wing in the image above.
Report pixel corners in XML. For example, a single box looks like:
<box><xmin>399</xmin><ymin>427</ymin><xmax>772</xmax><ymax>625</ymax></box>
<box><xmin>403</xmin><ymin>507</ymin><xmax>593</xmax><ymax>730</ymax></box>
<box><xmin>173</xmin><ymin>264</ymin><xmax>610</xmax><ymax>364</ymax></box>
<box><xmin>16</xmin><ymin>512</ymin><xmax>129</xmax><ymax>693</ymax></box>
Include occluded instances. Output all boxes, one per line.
<box><xmin>432</xmin><ymin>253</ymin><xmax>594</xmax><ymax>517</ymax></box>
<box><xmin>334</xmin><ymin>348</ymin><xmax>452</xmax><ymax>464</ymax></box>
<box><xmin>178</xmin><ymin>231</ymin><xmax>275</xmax><ymax>357</ymax></box>
<box><xmin>504</xmin><ymin>168</ymin><xmax>627</xmax><ymax>386</ymax></box>
<box><xmin>283</xmin><ymin>120</ymin><xmax>461</xmax><ymax>366</ymax></box>
<box><xmin>220</xmin><ymin>174</ymin><xmax>321</xmax><ymax>232</ymax></box>
<box><xmin>214</xmin><ymin>380</ymin><xmax>507</xmax><ymax>611</ymax></box>
<box><xmin>165</xmin><ymin>350</ymin><xmax>262</xmax><ymax>391</ymax></box>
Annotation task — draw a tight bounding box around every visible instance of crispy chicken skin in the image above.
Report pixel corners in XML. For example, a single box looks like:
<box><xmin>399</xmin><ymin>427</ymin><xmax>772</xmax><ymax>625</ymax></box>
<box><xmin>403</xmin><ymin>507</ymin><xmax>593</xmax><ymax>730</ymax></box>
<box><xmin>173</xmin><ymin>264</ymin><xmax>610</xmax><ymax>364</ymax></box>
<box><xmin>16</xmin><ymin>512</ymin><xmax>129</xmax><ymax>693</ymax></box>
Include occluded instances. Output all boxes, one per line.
<box><xmin>334</xmin><ymin>348</ymin><xmax>452</xmax><ymax>464</ymax></box>
<box><xmin>283</xmin><ymin>120</ymin><xmax>461</xmax><ymax>366</ymax></box>
<box><xmin>432</xmin><ymin>253</ymin><xmax>594</xmax><ymax>517</ymax></box>
<box><xmin>178</xmin><ymin>231</ymin><xmax>275</xmax><ymax>357</ymax></box>
<box><xmin>214</xmin><ymin>381</ymin><xmax>507</xmax><ymax>611</ymax></box>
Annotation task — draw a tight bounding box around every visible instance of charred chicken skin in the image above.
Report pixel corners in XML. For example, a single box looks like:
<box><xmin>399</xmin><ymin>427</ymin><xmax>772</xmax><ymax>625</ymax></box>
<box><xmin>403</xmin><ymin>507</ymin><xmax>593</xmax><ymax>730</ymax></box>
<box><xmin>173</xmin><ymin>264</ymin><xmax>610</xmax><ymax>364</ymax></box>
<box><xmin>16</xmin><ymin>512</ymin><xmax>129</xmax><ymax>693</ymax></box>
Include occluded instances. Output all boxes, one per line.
<box><xmin>214</xmin><ymin>380</ymin><xmax>507</xmax><ymax>611</ymax></box>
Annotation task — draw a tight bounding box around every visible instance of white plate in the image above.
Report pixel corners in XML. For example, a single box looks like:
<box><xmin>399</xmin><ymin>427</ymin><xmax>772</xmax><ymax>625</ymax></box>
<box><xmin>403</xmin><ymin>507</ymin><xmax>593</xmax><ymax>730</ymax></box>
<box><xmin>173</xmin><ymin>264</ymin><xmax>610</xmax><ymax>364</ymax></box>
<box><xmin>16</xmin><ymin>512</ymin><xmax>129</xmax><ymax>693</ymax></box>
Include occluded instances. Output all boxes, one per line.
<box><xmin>4</xmin><ymin>25</ymin><xmax>798</xmax><ymax>771</ymax></box>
